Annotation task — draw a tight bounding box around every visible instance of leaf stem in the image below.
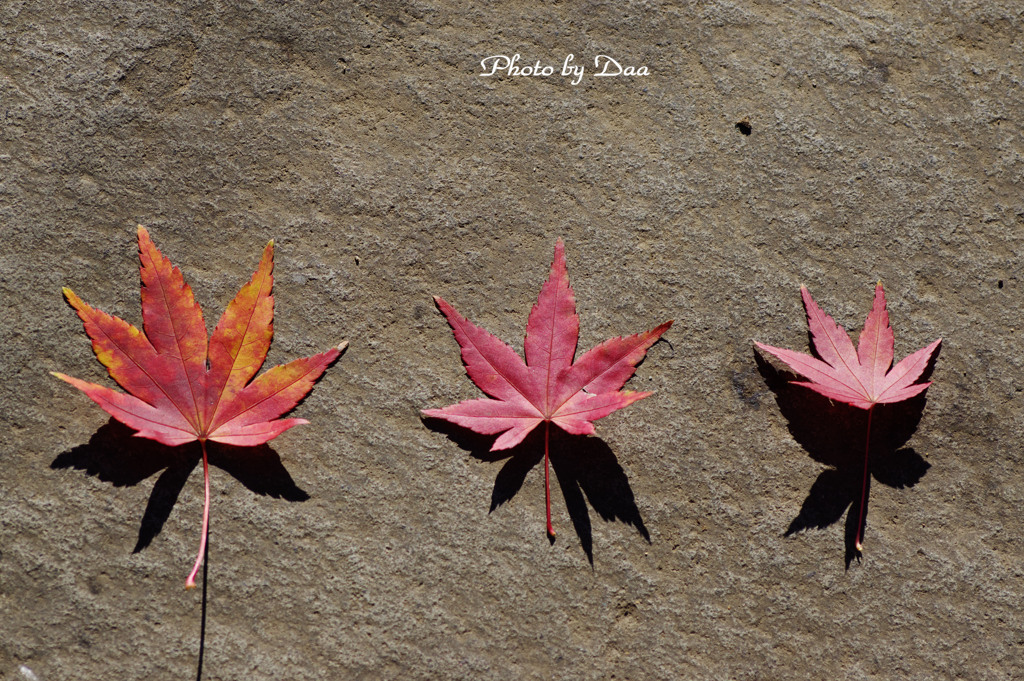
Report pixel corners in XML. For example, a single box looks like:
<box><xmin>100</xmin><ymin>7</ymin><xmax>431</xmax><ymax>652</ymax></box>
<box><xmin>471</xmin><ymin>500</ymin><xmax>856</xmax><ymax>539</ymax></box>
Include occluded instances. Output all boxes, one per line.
<box><xmin>545</xmin><ymin>421</ymin><xmax>555</xmax><ymax>538</ymax></box>
<box><xmin>186</xmin><ymin>439</ymin><xmax>211</xmax><ymax>589</ymax></box>
<box><xmin>855</xmin><ymin>406</ymin><xmax>873</xmax><ymax>552</ymax></box>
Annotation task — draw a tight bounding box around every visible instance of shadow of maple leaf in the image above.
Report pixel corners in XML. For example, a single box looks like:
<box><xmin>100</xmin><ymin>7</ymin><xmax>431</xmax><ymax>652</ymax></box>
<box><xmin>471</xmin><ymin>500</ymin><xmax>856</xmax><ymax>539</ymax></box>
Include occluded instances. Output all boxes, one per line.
<box><xmin>51</xmin><ymin>420</ymin><xmax>309</xmax><ymax>553</ymax></box>
<box><xmin>423</xmin><ymin>417</ymin><xmax>649</xmax><ymax>564</ymax></box>
<box><xmin>755</xmin><ymin>349</ymin><xmax>936</xmax><ymax>567</ymax></box>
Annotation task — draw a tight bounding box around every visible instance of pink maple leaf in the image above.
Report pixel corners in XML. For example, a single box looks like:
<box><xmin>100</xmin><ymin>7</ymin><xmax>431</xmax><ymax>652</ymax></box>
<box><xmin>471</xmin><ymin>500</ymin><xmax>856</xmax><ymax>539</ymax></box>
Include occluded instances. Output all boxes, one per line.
<box><xmin>423</xmin><ymin>240</ymin><xmax>671</xmax><ymax>537</ymax></box>
<box><xmin>755</xmin><ymin>282</ymin><xmax>941</xmax><ymax>552</ymax></box>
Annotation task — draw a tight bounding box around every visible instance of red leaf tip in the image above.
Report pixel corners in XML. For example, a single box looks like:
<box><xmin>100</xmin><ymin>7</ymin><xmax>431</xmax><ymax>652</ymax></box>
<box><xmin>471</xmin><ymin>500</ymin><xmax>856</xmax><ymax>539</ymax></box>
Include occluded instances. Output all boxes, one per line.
<box><xmin>136</xmin><ymin>224</ymin><xmax>154</xmax><ymax>245</ymax></box>
<box><xmin>552</xmin><ymin>239</ymin><xmax>567</xmax><ymax>268</ymax></box>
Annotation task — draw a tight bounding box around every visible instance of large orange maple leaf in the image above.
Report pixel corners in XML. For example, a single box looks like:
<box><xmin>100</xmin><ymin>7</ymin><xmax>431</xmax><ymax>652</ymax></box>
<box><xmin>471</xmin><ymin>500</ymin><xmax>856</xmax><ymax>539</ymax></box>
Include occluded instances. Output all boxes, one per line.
<box><xmin>54</xmin><ymin>226</ymin><xmax>345</xmax><ymax>586</ymax></box>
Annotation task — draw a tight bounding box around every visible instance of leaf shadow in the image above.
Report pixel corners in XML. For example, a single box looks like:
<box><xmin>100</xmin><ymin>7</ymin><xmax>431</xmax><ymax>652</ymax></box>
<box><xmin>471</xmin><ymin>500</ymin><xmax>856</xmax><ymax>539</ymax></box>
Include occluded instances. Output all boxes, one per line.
<box><xmin>423</xmin><ymin>418</ymin><xmax>649</xmax><ymax>565</ymax></box>
<box><xmin>50</xmin><ymin>420</ymin><xmax>309</xmax><ymax>553</ymax></box>
<box><xmin>754</xmin><ymin>348</ymin><xmax>937</xmax><ymax>567</ymax></box>
<box><xmin>550</xmin><ymin>428</ymin><xmax>651</xmax><ymax>565</ymax></box>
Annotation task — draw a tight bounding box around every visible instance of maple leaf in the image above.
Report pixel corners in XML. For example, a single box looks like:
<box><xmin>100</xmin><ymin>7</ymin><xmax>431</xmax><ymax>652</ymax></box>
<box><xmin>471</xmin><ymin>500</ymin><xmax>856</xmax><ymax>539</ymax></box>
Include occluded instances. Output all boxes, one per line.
<box><xmin>54</xmin><ymin>226</ymin><xmax>345</xmax><ymax>587</ymax></box>
<box><xmin>422</xmin><ymin>239</ymin><xmax>672</xmax><ymax>537</ymax></box>
<box><xmin>755</xmin><ymin>282</ymin><xmax>940</xmax><ymax>552</ymax></box>
<box><xmin>755</xmin><ymin>283</ymin><xmax>941</xmax><ymax>411</ymax></box>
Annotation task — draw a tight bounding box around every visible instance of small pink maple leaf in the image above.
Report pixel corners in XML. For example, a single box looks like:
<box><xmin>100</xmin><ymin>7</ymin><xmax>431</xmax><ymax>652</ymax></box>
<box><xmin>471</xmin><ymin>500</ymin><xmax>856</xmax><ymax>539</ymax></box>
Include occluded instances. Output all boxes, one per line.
<box><xmin>755</xmin><ymin>282</ymin><xmax>941</xmax><ymax>553</ymax></box>
<box><xmin>423</xmin><ymin>239</ymin><xmax>672</xmax><ymax>537</ymax></box>
<box><xmin>755</xmin><ymin>283</ymin><xmax>941</xmax><ymax>410</ymax></box>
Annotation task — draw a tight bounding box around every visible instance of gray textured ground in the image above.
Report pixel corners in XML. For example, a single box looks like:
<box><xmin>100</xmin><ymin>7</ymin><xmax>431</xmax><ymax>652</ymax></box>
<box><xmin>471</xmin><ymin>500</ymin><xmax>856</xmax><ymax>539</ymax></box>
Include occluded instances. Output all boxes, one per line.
<box><xmin>2</xmin><ymin>1</ymin><xmax>1023</xmax><ymax>679</ymax></box>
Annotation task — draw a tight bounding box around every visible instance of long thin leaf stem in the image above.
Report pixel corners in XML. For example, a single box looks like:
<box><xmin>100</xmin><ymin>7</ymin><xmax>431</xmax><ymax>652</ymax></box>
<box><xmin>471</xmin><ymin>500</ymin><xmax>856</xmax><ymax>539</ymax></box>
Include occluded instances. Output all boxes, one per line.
<box><xmin>545</xmin><ymin>421</ymin><xmax>555</xmax><ymax>538</ymax></box>
<box><xmin>186</xmin><ymin>439</ymin><xmax>211</xmax><ymax>589</ymax></box>
<box><xmin>855</xmin><ymin>406</ymin><xmax>873</xmax><ymax>552</ymax></box>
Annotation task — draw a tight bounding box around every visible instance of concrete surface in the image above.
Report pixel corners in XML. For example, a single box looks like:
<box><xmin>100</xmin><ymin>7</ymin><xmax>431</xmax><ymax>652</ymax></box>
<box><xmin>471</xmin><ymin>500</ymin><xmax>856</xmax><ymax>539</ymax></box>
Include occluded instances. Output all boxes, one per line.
<box><xmin>2</xmin><ymin>1</ymin><xmax>1023</xmax><ymax>679</ymax></box>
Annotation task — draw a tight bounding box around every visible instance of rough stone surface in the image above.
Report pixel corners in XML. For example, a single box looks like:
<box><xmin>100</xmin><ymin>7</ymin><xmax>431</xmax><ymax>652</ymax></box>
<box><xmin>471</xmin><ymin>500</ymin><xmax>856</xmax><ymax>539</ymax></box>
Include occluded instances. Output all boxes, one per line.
<box><xmin>2</xmin><ymin>1</ymin><xmax>1023</xmax><ymax>679</ymax></box>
